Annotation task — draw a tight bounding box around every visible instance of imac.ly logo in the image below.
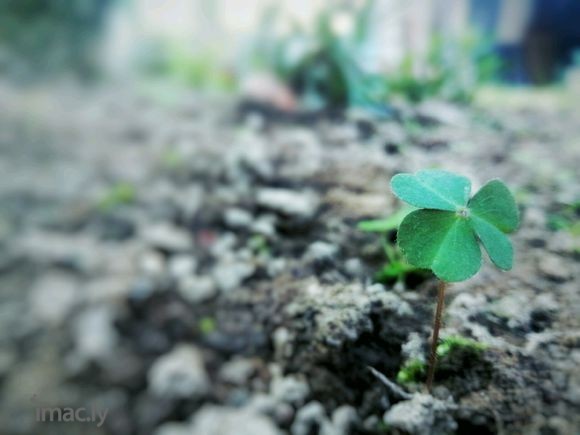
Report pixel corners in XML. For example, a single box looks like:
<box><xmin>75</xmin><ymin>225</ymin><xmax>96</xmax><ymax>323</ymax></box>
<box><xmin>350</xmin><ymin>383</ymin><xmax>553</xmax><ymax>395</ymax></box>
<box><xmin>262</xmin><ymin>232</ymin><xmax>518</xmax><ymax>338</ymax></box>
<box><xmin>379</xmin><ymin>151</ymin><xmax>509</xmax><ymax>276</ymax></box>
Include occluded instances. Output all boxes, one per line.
<box><xmin>31</xmin><ymin>394</ymin><xmax>109</xmax><ymax>428</ymax></box>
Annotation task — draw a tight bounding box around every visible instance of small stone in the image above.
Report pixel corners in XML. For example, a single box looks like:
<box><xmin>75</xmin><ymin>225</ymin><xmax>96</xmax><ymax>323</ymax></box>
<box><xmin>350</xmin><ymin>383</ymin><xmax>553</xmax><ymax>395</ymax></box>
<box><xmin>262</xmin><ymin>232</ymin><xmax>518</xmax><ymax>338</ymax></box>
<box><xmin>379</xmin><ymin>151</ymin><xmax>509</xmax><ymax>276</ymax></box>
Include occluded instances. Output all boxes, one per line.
<box><xmin>139</xmin><ymin>250</ymin><xmax>165</xmax><ymax>276</ymax></box>
<box><xmin>143</xmin><ymin>223</ymin><xmax>192</xmax><ymax>252</ymax></box>
<box><xmin>178</xmin><ymin>275</ymin><xmax>217</xmax><ymax>303</ymax></box>
<box><xmin>29</xmin><ymin>272</ymin><xmax>78</xmax><ymax>325</ymax></box>
<box><xmin>224</xmin><ymin>208</ymin><xmax>253</xmax><ymax>229</ymax></box>
<box><xmin>271</xmin><ymin>374</ymin><xmax>310</xmax><ymax>405</ymax></box>
<box><xmin>291</xmin><ymin>401</ymin><xmax>328</xmax><ymax>435</ymax></box>
<box><xmin>148</xmin><ymin>345</ymin><xmax>209</xmax><ymax>399</ymax></box>
<box><xmin>539</xmin><ymin>254</ymin><xmax>571</xmax><ymax>281</ymax></box>
<box><xmin>383</xmin><ymin>394</ymin><xmax>457</xmax><ymax>435</ymax></box>
<box><xmin>190</xmin><ymin>405</ymin><xmax>282</xmax><ymax>435</ymax></box>
<box><xmin>416</xmin><ymin>100</ymin><xmax>467</xmax><ymax>126</ymax></box>
<box><xmin>219</xmin><ymin>358</ymin><xmax>257</xmax><ymax>385</ymax></box>
<box><xmin>153</xmin><ymin>422</ymin><xmax>191</xmax><ymax>435</ymax></box>
<box><xmin>252</xmin><ymin>214</ymin><xmax>277</xmax><ymax>237</ymax></box>
<box><xmin>304</xmin><ymin>241</ymin><xmax>338</xmax><ymax>262</ymax></box>
<box><xmin>344</xmin><ymin>258</ymin><xmax>364</xmax><ymax>277</ymax></box>
<box><xmin>323</xmin><ymin>405</ymin><xmax>358</xmax><ymax>435</ymax></box>
<box><xmin>402</xmin><ymin>333</ymin><xmax>425</xmax><ymax>362</ymax></box>
<box><xmin>256</xmin><ymin>188</ymin><xmax>320</xmax><ymax>219</ymax></box>
<box><xmin>272</xmin><ymin>327</ymin><xmax>293</xmax><ymax>360</ymax></box>
<box><xmin>213</xmin><ymin>260</ymin><xmax>256</xmax><ymax>292</ymax></box>
<box><xmin>491</xmin><ymin>291</ymin><xmax>532</xmax><ymax>329</ymax></box>
<box><xmin>74</xmin><ymin>306</ymin><xmax>118</xmax><ymax>361</ymax></box>
<box><xmin>168</xmin><ymin>255</ymin><xmax>197</xmax><ymax>278</ymax></box>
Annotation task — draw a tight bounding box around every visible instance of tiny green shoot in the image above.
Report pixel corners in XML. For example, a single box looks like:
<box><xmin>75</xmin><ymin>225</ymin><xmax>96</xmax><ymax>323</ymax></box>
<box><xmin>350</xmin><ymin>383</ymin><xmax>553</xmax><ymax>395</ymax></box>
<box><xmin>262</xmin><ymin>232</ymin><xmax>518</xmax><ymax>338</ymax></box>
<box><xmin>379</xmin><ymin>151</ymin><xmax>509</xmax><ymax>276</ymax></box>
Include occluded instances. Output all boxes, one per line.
<box><xmin>390</xmin><ymin>169</ymin><xmax>519</xmax><ymax>392</ymax></box>
<box><xmin>358</xmin><ymin>206</ymin><xmax>424</xmax><ymax>285</ymax></box>
<box><xmin>98</xmin><ymin>182</ymin><xmax>136</xmax><ymax>211</ymax></box>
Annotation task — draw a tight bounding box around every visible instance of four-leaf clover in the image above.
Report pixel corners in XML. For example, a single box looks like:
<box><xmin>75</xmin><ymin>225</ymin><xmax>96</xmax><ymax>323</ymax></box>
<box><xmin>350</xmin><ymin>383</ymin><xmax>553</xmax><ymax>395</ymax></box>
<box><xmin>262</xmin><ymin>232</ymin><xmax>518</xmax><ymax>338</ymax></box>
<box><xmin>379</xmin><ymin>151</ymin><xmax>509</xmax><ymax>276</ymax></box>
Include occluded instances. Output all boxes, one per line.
<box><xmin>391</xmin><ymin>170</ymin><xmax>519</xmax><ymax>282</ymax></box>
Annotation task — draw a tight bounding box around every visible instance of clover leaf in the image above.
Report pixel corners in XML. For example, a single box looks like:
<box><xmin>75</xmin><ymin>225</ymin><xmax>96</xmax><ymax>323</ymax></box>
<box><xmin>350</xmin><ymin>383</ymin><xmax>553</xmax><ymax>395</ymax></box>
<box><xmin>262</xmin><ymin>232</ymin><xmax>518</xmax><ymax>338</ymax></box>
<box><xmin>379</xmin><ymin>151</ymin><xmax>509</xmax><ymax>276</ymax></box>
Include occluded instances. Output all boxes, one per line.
<box><xmin>391</xmin><ymin>170</ymin><xmax>519</xmax><ymax>282</ymax></box>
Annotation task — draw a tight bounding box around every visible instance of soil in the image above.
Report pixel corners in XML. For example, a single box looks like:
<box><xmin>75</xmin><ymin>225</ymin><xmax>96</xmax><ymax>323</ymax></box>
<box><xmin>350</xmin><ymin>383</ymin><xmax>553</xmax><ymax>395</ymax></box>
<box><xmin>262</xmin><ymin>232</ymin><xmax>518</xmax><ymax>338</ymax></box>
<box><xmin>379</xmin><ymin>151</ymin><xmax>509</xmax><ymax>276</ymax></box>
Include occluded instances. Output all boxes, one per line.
<box><xmin>0</xmin><ymin>83</ymin><xmax>578</xmax><ymax>435</ymax></box>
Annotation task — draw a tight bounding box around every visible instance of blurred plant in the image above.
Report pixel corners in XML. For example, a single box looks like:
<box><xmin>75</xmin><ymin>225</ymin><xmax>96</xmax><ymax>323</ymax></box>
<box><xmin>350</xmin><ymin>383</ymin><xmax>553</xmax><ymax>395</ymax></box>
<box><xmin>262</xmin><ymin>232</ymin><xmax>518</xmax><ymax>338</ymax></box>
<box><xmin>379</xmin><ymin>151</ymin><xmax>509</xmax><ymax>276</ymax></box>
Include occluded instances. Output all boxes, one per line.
<box><xmin>0</xmin><ymin>0</ymin><xmax>114</xmax><ymax>80</ymax></box>
<box><xmin>388</xmin><ymin>33</ymin><xmax>501</xmax><ymax>103</ymax></box>
<box><xmin>98</xmin><ymin>182</ymin><xmax>136</xmax><ymax>211</ymax></box>
<box><xmin>391</xmin><ymin>170</ymin><xmax>518</xmax><ymax>391</ymax></box>
<box><xmin>198</xmin><ymin>317</ymin><xmax>217</xmax><ymax>335</ymax></box>
<box><xmin>249</xmin><ymin>234</ymin><xmax>270</xmax><ymax>257</ymax></box>
<box><xmin>547</xmin><ymin>201</ymin><xmax>580</xmax><ymax>236</ymax></box>
<box><xmin>246</xmin><ymin>0</ymin><xmax>389</xmax><ymax>111</ymax></box>
<box><xmin>139</xmin><ymin>43</ymin><xmax>236</xmax><ymax>92</ymax></box>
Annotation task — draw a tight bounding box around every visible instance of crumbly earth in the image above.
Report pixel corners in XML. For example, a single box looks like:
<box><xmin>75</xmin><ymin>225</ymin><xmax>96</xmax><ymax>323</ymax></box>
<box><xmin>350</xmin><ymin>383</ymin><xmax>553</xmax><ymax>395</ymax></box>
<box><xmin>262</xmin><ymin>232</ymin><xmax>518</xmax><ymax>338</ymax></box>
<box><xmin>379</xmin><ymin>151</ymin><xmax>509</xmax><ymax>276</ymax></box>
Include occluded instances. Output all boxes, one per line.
<box><xmin>0</xmin><ymin>83</ymin><xmax>578</xmax><ymax>435</ymax></box>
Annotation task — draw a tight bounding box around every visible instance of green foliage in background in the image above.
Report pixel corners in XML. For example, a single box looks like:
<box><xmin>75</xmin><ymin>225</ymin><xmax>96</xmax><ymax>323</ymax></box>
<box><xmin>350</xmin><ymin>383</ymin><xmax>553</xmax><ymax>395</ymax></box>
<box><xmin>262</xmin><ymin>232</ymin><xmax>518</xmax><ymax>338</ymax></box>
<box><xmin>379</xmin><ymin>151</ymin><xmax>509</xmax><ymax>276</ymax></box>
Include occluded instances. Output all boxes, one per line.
<box><xmin>547</xmin><ymin>201</ymin><xmax>580</xmax><ymax>236</ymax></box>
<box><xmin>0</xmin><ymin>0</ymin><xmax>114</xmax><ymax>80</ymax></box>
<box><xmin>140</xmin><ymin>44</ymin><xmax>236</xmax><ymax>92</ymax></box>
<box><xmin>248</xmin><ymin>0</ymin><xmax>389</xmax><ymax>111</ymax></box>
<box><xmin>249</xmin><ymin>4</ymin><xmax>499</xmax><ymax>109</ymax></box>
<box><xmin>388</xmin><ymin>33</ymin><xmax>501</xmax><ymax>103</ymax></box>
<box><xmin>98</xmin><ymin>182</ymin><xmax>136</xmax><ymax>212</ymax></box>
<box><xmin>391</xmin><ymin>170</ymin><xmax>519</xmax><ymax>282</ymax></box>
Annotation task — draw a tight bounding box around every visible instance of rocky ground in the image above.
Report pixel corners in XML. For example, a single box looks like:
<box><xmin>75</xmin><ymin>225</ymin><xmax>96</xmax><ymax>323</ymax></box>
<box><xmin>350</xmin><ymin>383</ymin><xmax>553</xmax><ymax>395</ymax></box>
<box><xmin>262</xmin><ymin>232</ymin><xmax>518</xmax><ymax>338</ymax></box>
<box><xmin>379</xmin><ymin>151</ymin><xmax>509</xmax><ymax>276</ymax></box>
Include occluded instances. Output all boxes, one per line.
<box><xmin>0</xmin><ymin>82</ymin><xmax>578</xmax><ymax>435</ymax></box>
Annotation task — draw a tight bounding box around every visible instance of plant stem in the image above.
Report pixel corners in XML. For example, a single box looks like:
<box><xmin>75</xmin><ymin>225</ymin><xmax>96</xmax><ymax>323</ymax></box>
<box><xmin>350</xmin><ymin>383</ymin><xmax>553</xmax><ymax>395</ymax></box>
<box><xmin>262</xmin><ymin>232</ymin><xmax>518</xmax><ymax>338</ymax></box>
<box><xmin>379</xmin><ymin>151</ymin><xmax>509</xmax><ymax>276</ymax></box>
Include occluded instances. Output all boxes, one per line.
<box><xmin>426</xmin><ymin>280</ymin><xmax>447</xmax><ymax>393</ymax></box>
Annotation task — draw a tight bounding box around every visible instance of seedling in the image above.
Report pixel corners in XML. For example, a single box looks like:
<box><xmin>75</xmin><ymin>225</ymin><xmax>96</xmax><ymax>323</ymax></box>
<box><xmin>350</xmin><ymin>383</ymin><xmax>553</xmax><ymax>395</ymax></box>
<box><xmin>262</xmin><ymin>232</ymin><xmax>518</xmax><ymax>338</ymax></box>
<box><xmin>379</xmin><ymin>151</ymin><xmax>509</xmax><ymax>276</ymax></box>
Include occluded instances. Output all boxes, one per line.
<box><xmin>390</xmin><ymin>169</ymin><xmax>519</xmax><ymax>392</ymax></box>
<box><xmin>358</xmin><ymin>206</ymin><xmax>426</xmax><ymax>285</ymax></box>
<box><xmin>396</xmin><ymin>336</ymin><xmax>487</xmax><ymax>385</ymax></box>
<box><xmin>98</xmin><ymin>182</ymin><xmax>136</xmax><ymax>211</ymax></box>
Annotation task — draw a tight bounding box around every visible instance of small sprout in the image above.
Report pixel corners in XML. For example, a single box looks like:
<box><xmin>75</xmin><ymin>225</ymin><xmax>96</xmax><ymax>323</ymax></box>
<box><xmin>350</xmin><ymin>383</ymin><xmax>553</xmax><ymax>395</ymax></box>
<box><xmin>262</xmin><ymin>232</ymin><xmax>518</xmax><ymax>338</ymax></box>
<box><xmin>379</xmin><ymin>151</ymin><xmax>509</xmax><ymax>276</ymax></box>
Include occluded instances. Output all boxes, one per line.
<box><xmin>374</xmin><ymin>239</ymin><xmax>425</xmax><ymax>285</ymax></box>
<box><xmin>98</xmin><ymin>182</ymin><xmax>136</xmax><ymax>211</ymax></box>
<box><xmin>249</xmin><ymin>234</ymin><xmax>270</xmax><ymax>256</ymax></box>
<box><xmin>390</xmin><ymin>169</ymin><xmax>519</xmax><ymax>391</ymax></box>
<box><xmin>161</xmin><ymin>149</ymin><xmax>184</xmax><ymax>169</ymax></box>
<box><xmin>437</xmin><ymin>336</ymin><xmax>487</xmax><ymax>358</ymax></box>
<box><xmin>198</xmin><ymin>317</ymin><xmax>216</xmax><ymax>335</ymax></box>
<box><xmin>546</xmin><ymin>201</ymin><xmax>580</xmax><ymax>235</ymax></box>
<box><xmin>396</xmin><ymin>359</ymin><xmax>427</xmax><ymax>385</ymax></box>
<box><xmin>358</xmin><ymin>206</ymin><xmax>425</xmax><ymax>285</ymax></box>
<box><xmin>357</xmin><ymin>206</ymin><xmax>414</xmax><ymax>233</ymax></box>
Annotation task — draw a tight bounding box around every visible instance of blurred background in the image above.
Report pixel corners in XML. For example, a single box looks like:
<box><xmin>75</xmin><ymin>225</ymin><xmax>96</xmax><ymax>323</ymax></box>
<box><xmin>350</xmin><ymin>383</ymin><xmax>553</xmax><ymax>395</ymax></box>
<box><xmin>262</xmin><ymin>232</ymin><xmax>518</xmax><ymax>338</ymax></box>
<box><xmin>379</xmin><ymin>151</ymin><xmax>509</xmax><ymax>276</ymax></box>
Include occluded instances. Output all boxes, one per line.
<box><xmin>0</xmin><ymin>1</ymin><xmax>579</xmax><ymax>435</ymax></box>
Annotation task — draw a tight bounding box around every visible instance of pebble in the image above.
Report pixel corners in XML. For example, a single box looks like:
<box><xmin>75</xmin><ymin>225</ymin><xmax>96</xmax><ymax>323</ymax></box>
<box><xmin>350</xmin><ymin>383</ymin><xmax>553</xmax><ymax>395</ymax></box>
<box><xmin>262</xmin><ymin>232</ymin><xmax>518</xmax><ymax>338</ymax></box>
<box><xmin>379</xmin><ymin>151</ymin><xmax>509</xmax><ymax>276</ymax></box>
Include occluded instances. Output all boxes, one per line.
<box><xmin>383</xmin><ymin>394</ymin><xmax>457</xmax><ymax>435</ymax></box>
<box><xmin>224</xmin><ymin>208</ymin><xmax>253</xmax><ymax>229</ymax></box>
<box><xmin>305</xmin><ymin>241</ymin><xmax>338</xmax><ymax>262</ymax></box>
<box><xmin>74</xmin><ymin>306</ymin><xmax>118</xmax><ymax>361</ymax></box>
<box><xmin>168</xmin><ymin>255</ymin><xmax>197</xmax><ymax>279</ymax></box>
<box><xmin>178</xmin><ymin>275</ymin><xmax>217</xmax><ymax>303</ymax></box>
<box><xmin>190</xmin><ymin>405</ymin><xmax>282</xmax><ymax>435</ymax></box>
<box><xmin>539</xmin><ymin>253</ymin><xmax>571</xmax><ymax>281</ymax></box>
<box><xmin>256</xmin><ymin>188</ymin><xmax>320</xmax><ymax>219</ymax></box>
<box><xmin>291</xmin><ymin>401</ymin><xmax>327</xmax><ymax>435</ymax></box>
<box><xmin>213</xmin><ymin>260</ymin><xmax>256</xmax><ymax>292</ymax></box>
<box><xmin>148</xmin><ymin>345</ymin><xmax>209</xmax><ymax>399</ymax></box>
<box><xmin>219</xmin><ymin>358</ymin><xmax>257</xmax><ymax>385</ymax></box>
<box><xmin>270</xmin><ymin>374</ymin><xmax>310</xmax><ymax>405</ymax></box>
<box><xmin>143</xmin><ymin>223</ymin><xmax>193</xmax><ymax>252</ymax></box>
<box><xmin>29</xmin><ymin>272</ymin><xmax>78</xmax><ymax>325</ymax></box>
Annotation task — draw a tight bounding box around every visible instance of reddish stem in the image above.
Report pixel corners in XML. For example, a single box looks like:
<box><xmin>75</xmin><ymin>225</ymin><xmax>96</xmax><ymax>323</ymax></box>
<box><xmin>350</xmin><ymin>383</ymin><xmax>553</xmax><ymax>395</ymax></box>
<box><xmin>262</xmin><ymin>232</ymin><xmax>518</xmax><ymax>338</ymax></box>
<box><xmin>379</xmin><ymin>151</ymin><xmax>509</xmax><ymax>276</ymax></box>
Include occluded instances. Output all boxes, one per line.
<box><xmin>426</xmin><ymin>280</ymin><xmax>447</xmax><ymax>392</ymax></box>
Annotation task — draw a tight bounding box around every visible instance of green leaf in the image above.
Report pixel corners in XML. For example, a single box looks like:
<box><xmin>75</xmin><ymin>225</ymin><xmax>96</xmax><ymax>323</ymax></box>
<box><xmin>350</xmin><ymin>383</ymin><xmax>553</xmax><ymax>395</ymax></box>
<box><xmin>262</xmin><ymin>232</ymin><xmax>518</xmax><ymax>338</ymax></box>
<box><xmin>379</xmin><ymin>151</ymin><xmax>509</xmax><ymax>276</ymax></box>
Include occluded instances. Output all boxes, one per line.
<box><xmin>398</xmin><ymin>210</ymin><xmax>481</xmax><ymax>282</ymax></box>
<box><xmin>357</xmin><ymin>206</ymin><xmax>414</xmax><ymax>232</ymax></box>
<box><xmin>470</xmin><ymin>215</ymin><xmax>513</xmax><ymax>270</ymax></box>
<box><xmin>468</xmin><ymin>179</ymin><xmax>519</xmax><ymax>233</ymax></box>
<box><xmin>391</xmin><ymin>170</ymin><xmax>471</xmax><ymax>212</ymax></box>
